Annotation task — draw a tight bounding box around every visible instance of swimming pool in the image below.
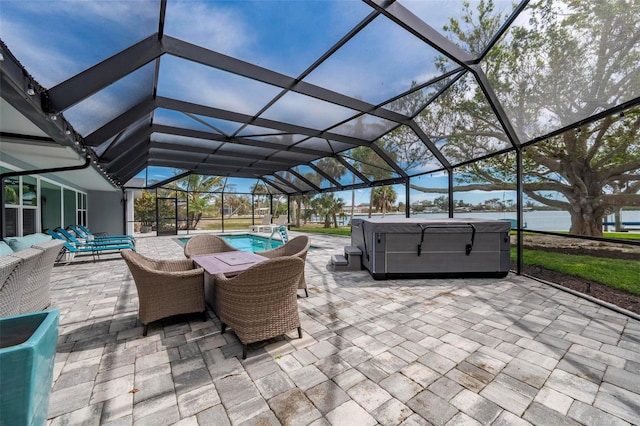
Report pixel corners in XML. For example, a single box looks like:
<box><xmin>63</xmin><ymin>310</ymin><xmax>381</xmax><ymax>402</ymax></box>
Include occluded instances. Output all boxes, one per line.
<box><xmin>179</xmin><ymin>234</ymin><xmax>283</xmax><ymax>252</ymax></box>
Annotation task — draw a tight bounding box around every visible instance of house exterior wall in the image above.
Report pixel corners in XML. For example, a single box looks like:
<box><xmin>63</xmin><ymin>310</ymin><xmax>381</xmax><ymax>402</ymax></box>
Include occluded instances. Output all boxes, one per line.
<box><xmin>87</xmin><ymin>190</ymin><xmax>125</xmax><ymax>235</ymax></box>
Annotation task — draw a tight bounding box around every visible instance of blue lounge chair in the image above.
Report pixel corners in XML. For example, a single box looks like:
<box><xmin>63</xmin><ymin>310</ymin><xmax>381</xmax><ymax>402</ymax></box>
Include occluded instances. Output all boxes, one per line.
<box><xmin>54</xmin><ymin>227</ymin><xmax>133</xmax><ymax>249</ymax></box>
<box><xmin>76</xmin><ymin>224</ymin><xmax>135</xmax><ymax>242</ymax></box>
<box><xmin>45</xmin><ymin>229</ymin><xmax>135</xmax><ymax>263</ymax></box>
<box><xmin>67</xmin><ymin>225</ymin><xmax>135</xmax><ymax>245</ymax></box>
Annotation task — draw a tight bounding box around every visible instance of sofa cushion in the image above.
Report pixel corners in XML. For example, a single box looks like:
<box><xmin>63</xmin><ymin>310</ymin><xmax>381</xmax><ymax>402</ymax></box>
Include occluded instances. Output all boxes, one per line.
<box><xmin>0</xmin><ymin>241</ymin><xmax>14</xmax><ymax>256</ymax></box>
<box><xmin>4</xmin><ymin>233</ymin><xmax>52</xmax><ymax>252</ymax></box>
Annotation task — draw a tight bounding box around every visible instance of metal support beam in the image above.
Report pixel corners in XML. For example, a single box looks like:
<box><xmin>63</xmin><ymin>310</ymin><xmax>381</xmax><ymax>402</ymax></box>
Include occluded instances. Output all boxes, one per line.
<box><xmin>117</xmin><ymin>148</ymin><xmax>150</xmax><ymax>178</ymax></box>
<box><xmin>369</xmin><ymin>144</ymin><xmax>408</xmax><ymax>179</ymax></box>
<box><xmin>102</xmin><ymin>125</ymin><xmax>153</xmax><ymax>163</ymax></box>
<box><xmin>151</xmin><ymin>148</ymin><xmax>297</xmax><ymax>170</ymax></box>
<box><xmin>308</xmin><ymin>163</ymin><xmax>344</xmax><ymax>190</ymax></box>
<box><xmin>46</xmin><ymin>35</ymin><xmax>163</xmax><ymax>112</ymax></box>
<box><xmin>85</xmin><ymin>97</ymin><xmax>156</xmax><ymax>146</ymax></box>
<box><xmin>117</xmin><ymin>157</ymin><xmax>149</xmax><ymax>186</ymax></box>
<box><xmin>272</xmin><ymin>173</ymin><xmax>305</xmax><ymax>193</ymax></box>
<box><xmin>0</xmin><ymin>42</ymin><xmax>80</xmax><ymax>150</ymax></box>
<box><xmin>158</xmin><ymin>0</ymin><xmax>167</xmax><ymax>39</ymax></box>
<box><xmin>479</xmin><ymin>0</ymin><xmax>530</xmax><ymax>61</ymax></box>
<box><xmin>516</xmin><ymin>149</ymin><xmax>524</xmax><ymax>275</ymax></box>
<box><xmin>146</xmin><ymin>171</ymin><xmax>191</xmax><ymax>190</ymax></box>
<box><xmin>155</xmin><ymin>98</ymin><xmax>372</xmax><ymax>148</ymax></box>
<box><xmin>287</xmin><ymin>169</ymin><xmax>321</xmax><ymax>192</ymax></box>
<box><xmin>108</xmin><ymin>141</ymin><xmax>150</xmax><ymax>172</ymax></box>
<box><xmin>260</xmin><ymin>177</ymin><xmax>290</xmax><ymax>195</ymax></box>
<box><xmin>152</xmin><ymin>123</ymin><xmax>332</xmax><ymax>157</ymax></box>
<box><xmin>162</xmin><ymin>36</ymin><xmax>410</xmax><ymax>124</ymax></box>
<box><xmin>448</xmin><ymin>171</ymin><xmax>454</xmax><ymax>218</ymax></box>
<box><xmin>335</xmin><ymin>156</ymin><xmax>371</xmax><ymax>185</ymax></box>
<box><xmin>269</xmin><ymin>194</ymin><xmax>274</xmax><ymax>217</ymax></box>
<box><xmin>150</xmin><ymin>141</ymin><xmax>303</xmax><ymax>167</ymax></box>
<box><xmin>469</xmin><ymin>65</ymin><xmax>522</xmax><ymax>149</ymax></box>
<box><xmin>149</xmin><ymin>159</ymin><xmax>278</xmax><ymax>175</ymax></box>
<box><xmin>405</xmin><ymin>177</ymin><xmax>410</xmax><ymax>218</ymax></box>
<box><xmin>286</xmin><ymin>195</ymin><xmax>291</xmax><ymax>227</ymax></box>
<box><xmin>407</xmin><ymin>122</ymin><xmax>452</xmax><ymax>171</ymax></box>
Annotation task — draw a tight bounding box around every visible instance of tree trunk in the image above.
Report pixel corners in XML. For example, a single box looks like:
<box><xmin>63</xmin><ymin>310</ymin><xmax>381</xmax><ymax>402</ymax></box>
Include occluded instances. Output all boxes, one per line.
<box><xmin>295</xmin><ymin>199</ymin><xmax>301</xmax><ymax>227</ymax></box>
<box><xmin>568</xmin><ymin>207</ymin><xmax>604</xmax><ymax>237</ymax></box>
<box><xmin>192</xmin><ymin>212</ymin><xmax>202</xmax><ymax>230</ymax></box>
<box><xmin>614</xmin><ymin>209</ymin><xmax>622</xmax><ymax>232</ymax></box>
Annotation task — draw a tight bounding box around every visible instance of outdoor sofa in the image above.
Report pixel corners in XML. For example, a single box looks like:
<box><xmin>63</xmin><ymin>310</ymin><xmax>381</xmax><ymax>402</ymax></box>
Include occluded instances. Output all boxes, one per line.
<box><xmin>0</xmin><ymin>234</ymin><xmax>65</xmax><ymax>316</ymax></box>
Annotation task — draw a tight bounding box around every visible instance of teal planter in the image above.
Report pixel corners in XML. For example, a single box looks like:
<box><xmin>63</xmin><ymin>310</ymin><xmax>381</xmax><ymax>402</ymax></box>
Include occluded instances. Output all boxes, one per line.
<box><xmin>0</xmin><ymin>310</ymin><xmax>59</xmax><ymax>426</ymax></box>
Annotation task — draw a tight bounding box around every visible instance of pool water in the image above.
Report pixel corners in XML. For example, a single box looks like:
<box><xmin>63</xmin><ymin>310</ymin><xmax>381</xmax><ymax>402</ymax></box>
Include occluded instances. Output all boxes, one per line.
<box><xmin>180</xmin><ymin>234</ymin><xmax>283</xmax><ymax>253</ymax></box>
<box><xmin>220</xmin><ymin>234</ymin><xmax>283</xmax><ymax>252</ymax></box>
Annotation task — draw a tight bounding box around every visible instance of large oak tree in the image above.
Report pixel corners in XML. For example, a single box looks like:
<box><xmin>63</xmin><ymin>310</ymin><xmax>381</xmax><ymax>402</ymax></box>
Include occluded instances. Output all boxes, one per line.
<box><xmin>411</xmin><ymin>0</ymin><xmax>640</xmax><ymax>236</ymax></box>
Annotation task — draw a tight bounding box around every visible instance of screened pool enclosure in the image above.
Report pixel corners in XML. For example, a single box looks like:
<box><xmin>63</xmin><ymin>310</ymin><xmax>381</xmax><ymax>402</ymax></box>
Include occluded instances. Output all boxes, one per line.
<box><xmin>1</xmin><ymin>1</ymin><xmax>639</xmax><ymax>269</ymax></box>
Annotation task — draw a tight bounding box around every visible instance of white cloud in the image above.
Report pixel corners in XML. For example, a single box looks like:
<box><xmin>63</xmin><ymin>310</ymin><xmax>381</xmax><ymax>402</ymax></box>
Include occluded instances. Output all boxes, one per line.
<box><xmin>164</xmin><ymin>0</ymin><xmax>252</xmax><ymax>57</ymax></box>
<box><xmin>1</xmin><ymin>1</ymin><xmax>158</xmax><ymax>86</ymax></box>
<box><xmin>157</xmin><ymin>55</ymin><xmax>281</xmax><ymax>116</ymax></box>
<box><xmin>303</xmin><ymin>15</ymin><xmax>444</xmax><ymax>105</ymax></box>
<box><xmin>0</xmin><ymin>19</ymin><xmax>77</xmax><ymax>87</ymax></box>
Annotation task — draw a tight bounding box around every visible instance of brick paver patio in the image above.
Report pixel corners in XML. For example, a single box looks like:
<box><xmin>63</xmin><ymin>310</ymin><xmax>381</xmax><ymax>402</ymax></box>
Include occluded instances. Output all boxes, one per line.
<box><xmin>47</xmin><ymin>232</ymin><xmax>640</xmax><ymax>425</ymax></box>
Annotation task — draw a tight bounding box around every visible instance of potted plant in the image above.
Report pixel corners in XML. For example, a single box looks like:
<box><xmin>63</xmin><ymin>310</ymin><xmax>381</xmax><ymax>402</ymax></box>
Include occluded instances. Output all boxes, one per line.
<box><xmin>0</xmin><ymin>309</ymin><xmax>59</xmax><ymax>426</ymax></box>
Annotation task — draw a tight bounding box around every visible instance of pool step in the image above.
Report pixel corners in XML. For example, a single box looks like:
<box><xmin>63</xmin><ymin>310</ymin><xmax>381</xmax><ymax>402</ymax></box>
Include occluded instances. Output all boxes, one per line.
<box><xmin>331</xmin><ymin>254</ymin><xmax>348</xmax><ymax>266</ymax></box>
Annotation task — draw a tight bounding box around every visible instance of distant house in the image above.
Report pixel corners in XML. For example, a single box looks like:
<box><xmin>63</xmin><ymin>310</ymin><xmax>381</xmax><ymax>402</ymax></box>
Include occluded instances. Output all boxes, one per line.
<box><xmin>343</xmin><ymin>205</ymin><xmax>367</xmax><ymax>214</ymax></box>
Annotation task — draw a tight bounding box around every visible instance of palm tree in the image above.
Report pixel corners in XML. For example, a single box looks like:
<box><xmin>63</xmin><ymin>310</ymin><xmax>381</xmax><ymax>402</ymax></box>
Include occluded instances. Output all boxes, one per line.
<box><xmin>225</xmin><ymin>193</ymin><xmax>250</xmax><ymax>216</ymax></box>
<box><xmin>310</xmin><ymin>193</ymin><xmax>345</xmax><ymax>228</ymax></box>
<box><xmin>250</xmin><ymin>182</ymin><xmax>270</xmax><ymax>220</ymax></box>
<box><xmin>372</xmin><ymin>186</ymin><xmax>397</xmax><ymax>217</ymax></box>
<box><xmin>316</xmin><ymin>157</ymin><xmax>345</xmax><ymax>184</ymax></box>
<box><xmin>169</xmin><ymin>174</ymin><xmax>224</xmax><ymax>229</ymax></box>
<box><xmin>349</xmin><ymin>146</ymin><xmax>396</xmax><ymax>218</ymax></box>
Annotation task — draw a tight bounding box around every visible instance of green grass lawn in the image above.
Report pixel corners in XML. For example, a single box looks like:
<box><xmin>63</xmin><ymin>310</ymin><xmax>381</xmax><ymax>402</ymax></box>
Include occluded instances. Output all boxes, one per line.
<box><xmin>511</xmin><ymin>248</ymin><xmax>640</xmax><ymax>296</ymax></box>
<box><xmin>289</xmin><ymin>226</ymin><xmax>351</xmax><ymax>236</ymax></box>
<box><xmin>602</xmin><ymin>231</ymin><xmax>640</xmax><ymax>240</ymax></box>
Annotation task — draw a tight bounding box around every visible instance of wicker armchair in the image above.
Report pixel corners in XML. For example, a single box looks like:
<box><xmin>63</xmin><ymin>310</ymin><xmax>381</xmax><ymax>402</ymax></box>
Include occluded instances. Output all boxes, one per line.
<box><xmin>257</xmin><ymin>235</ymin><xmax>311</xmax><ymax>296</ymax></box>
<box><xmin>121</xmin><ymin>250</ymin><xmax>205</xmax><ymax>335</ymax></box>
<box><xmin>184</xmin><ymin>234</ymin><xmax>238</xmax><ymax>258</ymax></box>
<box><xmin>22</xmin><ymin>239</ymin><xmax>65</xmax><ymax>312</ymax></box>
<box><xmin>215</xmin><ymin>256</ymin><xmax>305</xmax><ymax>359</ymax></box>
<box><xmin>0</xmin><ymin>255</ymin><xmax>24</xmax><ymax>317</ymax></box>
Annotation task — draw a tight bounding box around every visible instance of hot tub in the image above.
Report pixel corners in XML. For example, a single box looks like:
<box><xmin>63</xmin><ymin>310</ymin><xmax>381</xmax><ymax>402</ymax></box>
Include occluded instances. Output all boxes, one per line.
<box><xmin>351</xmin><ymin>218</ymin><xmax>511</xmax><ymax>279</ymax></box>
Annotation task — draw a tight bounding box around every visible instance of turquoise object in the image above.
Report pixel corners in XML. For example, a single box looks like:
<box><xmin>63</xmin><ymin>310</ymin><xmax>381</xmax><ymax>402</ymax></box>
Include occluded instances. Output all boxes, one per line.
<box><xmin>0</xmin><ymin>310</ymin><xmax>59</xmax><ymax>426</ymax></box>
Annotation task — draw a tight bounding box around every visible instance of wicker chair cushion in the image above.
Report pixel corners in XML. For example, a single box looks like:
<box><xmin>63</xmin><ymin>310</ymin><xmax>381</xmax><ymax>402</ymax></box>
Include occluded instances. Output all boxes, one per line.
<box><xmin>4</xmin><ymin>233</ymin><xmax>52</xmax><ymax>252</ymax></box>
<box><xmin>0</xmin><ymin>241</ymin><xmax>13</xmax><ymax>256</ymax></box>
